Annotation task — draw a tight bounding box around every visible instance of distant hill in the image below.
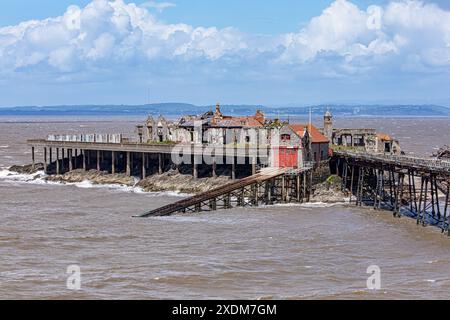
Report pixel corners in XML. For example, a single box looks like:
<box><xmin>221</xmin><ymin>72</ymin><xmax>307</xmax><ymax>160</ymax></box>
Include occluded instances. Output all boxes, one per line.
<box><xmin>0</xmin><ymin>103</ymin><xmax>449</xmax><ymax>117</ymax></box>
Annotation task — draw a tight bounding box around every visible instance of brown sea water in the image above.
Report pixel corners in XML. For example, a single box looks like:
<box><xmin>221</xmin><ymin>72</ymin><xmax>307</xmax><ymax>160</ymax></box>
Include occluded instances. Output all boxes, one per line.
<box><xmin>0</xmin><ymin>115</ymin><xmax>449</xmax><ymax>299</ymax></box>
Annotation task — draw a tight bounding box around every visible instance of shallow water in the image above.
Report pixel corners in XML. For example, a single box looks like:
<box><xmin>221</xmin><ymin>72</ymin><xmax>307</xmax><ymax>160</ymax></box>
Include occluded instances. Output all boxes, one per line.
<box><xmin>0</xmin><ymin>116</ymin><xmax>449</xmax><ymax>299</ymax></box>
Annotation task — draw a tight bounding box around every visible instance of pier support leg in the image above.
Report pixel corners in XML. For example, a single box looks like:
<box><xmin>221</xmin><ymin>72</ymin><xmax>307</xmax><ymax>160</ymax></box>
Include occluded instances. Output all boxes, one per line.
<box><xmin>281</xmin><ymin>176</ymin><xmax>286</xmax><ymax>203</ymax></box>
<box><xmin>74</xmin><ymin>149</ymin><xmax>78</xmax><ymax>169</ymax></box>
<box><xmin>253</xmin><ymin>183</ymin><xmax>259</xmax><ymax>206</ymax></box>
<box><xmin>31</xmin><ymin>147</ymin><xmax>35</xmax><ymax>170</ymax></box>
<box><xmin>142</xmin><ymin>153</ymin><xmax>146</xmax><ymax>178</ymax></box>
<box><xmin>193</xmin><ymin>164</ymin><xmax>198</xmax><ymax>179</ymax></box>
<box><xmin>56</xmin><ymin>148</ymin><xmax>60</xmax><ymax>175</ymax></box>
<box><xmin>303</xmin><ymin>173</ymin><xmax>307</xmax><ymax>203</ymax></box>
<box><xmin>49</xmin><ymin>148</ymin><xmax>53</xmax><ymax>164</ymax></box>
<box><xmin>296</xmin><ymin>174</ymin><xmax>301</xmax><ymax>202</ymax></box>
<box><xmin>251</xmin><ymin>157</ymin><xmax>257</xmax><ymax>176</ymax></box>
<box><xmin>267</xmin><ymin>179</ymin><xmax>273</xmax><ymax>205</ymax></box>
<box><xmin>82</xmin><ymin>150</ymin><xmax>86</xmax><ymax>171</ymax></box>
<box><xmin>209</xmin><ymin>198</ymin><xmax>217</xmax><ymax>211</ymax></box>
<box><xmin>61</xmin><ymin>149</ymin><xmax>65</xmax><ymax>172</ymax></box>
<box><xmin>126</xmin><ymin>152</ymin><xmax>131</xmax><ymax>176</ymax></box>
<box><xmin>349</xmin><ymin>165</ymin><xmax>355</xmax><ymax>204</ymax></box>
<box><xmin>97</xmin><ymin>150</ymin><xmax>101</xmax><ymax>171</ymax></box>
<box><xmin>417</xmin><ymin>177</ymin><xmax>425</xmax><ymax>225</ymax></box>
<box><xmin>43</xmin><ymin>147</ymin><xmax>47</xmax><ymax>174</ymax></box>
<box><xmin>158</xmin><ymin>153</ymin><xmax>163</xmax><ymax>175</ymax></box>
<box><xmin>443</xmin><ymin>184</ymin><xmax>450</xmax><ymax>235</ymax></box>
<box><xmin>69</xmin><ymin>149</ymin><xmax>73</xmax><ymax>172</ymax></box>
<box><xmin>111</xmin><ymin>151</ymin><xmax>116</xmax><ymax>174</ymax></box>
<box><xmin>212</xmin><ymin>159</ymin><xmax>217</xmax><ymax>178</ymax></box>
<box><xmin>231</xmin><ymin>157</ymin><xmax>236</xmax><ymax>180</ymax></box>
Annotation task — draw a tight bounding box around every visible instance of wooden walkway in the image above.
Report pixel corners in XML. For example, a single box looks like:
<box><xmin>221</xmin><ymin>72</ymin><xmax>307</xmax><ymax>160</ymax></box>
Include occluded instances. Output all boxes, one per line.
<box><xmin>138</xmin><ymin>167</ymin><xmax>307</xmax><ymax>217</ymax></box>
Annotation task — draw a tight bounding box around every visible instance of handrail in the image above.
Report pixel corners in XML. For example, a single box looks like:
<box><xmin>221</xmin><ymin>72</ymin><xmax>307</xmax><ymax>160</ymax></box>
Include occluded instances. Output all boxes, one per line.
<box><xmin>334</xmin><ymin>150</ymin><xmax>450</xmax><ymax>171</ymax></box>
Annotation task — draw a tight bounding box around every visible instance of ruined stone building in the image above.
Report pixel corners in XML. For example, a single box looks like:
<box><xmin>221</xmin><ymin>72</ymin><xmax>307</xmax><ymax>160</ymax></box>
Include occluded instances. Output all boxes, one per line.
<box><xmin>136</xmin><ymin>103</ymin><xmax>333</xmax><ymax>169</ymax></box>
<box><xmin>320</xmin><ymin>110</ymin><xmax>402</xmax><ymax>155</ymax></box>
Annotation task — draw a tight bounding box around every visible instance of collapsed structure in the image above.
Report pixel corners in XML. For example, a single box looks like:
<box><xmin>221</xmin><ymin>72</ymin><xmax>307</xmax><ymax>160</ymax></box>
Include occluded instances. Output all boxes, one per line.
<box><xmin>322</xmin><ymin>110</ymin><xmax>402</xmax><ymax>155</ymax></box>
<box><xmin>136</xmin><ymin>103</ymin><xmax>331</xmax><ymax>169</ymax></box>
<box><xmin>136</xmin><ymin>104</ymin><xmax>401</xmax><ymax>169</ymax></box>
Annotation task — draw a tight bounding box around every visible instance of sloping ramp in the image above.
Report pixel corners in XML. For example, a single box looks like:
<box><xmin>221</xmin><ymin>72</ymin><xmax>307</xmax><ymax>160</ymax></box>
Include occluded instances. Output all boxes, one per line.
<box><xmin>138</xmin><ymin>168</ymin><xmax>288</xmax><ymax>217</ymax></box>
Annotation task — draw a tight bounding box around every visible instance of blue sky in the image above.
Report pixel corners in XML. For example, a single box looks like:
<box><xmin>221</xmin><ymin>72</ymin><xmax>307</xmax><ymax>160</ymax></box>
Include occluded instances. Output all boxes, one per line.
<box><xmin>1</xmin><ymin>0</ymin><xmax>450</xmax><ymax>106</ymax></box>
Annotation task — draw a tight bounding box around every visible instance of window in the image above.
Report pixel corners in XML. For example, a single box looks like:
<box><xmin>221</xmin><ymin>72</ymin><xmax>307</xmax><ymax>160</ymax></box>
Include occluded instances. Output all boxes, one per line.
<box><xmin>281</xmin><ymin>134</ymin><xmax>291</xmax><ymax>142</ymax></box>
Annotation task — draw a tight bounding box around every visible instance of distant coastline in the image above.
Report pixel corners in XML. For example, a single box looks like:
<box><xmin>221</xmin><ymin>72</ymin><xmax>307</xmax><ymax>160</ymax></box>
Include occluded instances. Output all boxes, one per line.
<box><xmin>0</xmin><ymin>103</ymin><xmax>449</xmax><ymax>117</ymax></box>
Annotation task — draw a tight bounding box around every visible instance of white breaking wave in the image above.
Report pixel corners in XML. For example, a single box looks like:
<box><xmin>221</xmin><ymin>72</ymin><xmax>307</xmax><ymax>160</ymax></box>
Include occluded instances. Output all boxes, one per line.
<box><xmin>0</xmin><ymin>169</ymin><xmax>188</xmax><ymax>197</ymax></box>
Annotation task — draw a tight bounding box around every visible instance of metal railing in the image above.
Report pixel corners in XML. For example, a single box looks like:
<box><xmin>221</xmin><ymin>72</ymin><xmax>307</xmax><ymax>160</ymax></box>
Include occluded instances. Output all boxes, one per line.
<box><xmin>334</xmin><ymin>150</ymin><xmax>450</xmax><ymax>172</ymax></box>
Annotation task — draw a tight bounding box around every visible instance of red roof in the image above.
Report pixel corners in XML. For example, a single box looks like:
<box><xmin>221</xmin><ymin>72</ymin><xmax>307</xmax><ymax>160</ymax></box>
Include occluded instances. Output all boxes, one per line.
<box><xmin>290</xmin><ymin>124</ymin><xmax>330</xmax><ymax>143</ymax></box>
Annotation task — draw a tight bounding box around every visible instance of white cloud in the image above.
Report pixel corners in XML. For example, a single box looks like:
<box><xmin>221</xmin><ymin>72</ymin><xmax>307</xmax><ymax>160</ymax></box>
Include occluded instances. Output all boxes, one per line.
<box><xmin>141</xmin><ymin>1</ymin><xmax>176</xmax><ymax>12</ymax></box>
<box><xmin>0</xmin><ymin>0</ymin><xmax>248</xmax><ymax>72</ymax></box>
<box><xmin>1</xmin><ymin>0</ymin><xmax>450</xmax><ymax>77</ymax></box>
<box><xmin>279</xmin><ymin>0</ymin><xmax>450</xmax><ymax>72</ymax></box>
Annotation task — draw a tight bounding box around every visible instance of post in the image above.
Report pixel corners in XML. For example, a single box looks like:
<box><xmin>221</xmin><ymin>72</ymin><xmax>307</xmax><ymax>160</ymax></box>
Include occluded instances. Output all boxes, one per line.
<box><xmin>49</xmin><ymin>148</ymin><xmax>53</xmax><ymax>164</ymax></box>
<box><xmin>61</xmin><ymin>149</ymin><xmax>65</xmax><ymax>171</ymax></box>
<box><xmin>303</xmin><ymin>173</ymin><xmax>307</xmax><ymax>203</ymax></box>
<box><xmin>212</xmin><ymin>158</ymin><xmax>217</xmax><ymax>178</ymax></box>
<box><xmin>417</xmin><ymin>177</ymin><xmax>425</xmax><ymax>225</ymax></box>
<box><xmin>43</xmin><ymin>147</ymin><xmax>47</xmax><ymax>173</ymax></box>
<box><xmin>31</xmin><ymin>147</ymin><xmax>35</xmax><ymax>170</ymax></box>
<box><xmin>82</xmin><ymin>150</ymin><xmax>86</xmax><ymax>170</ymax></box>
<box><xmin>281</xmin><ymin>176</ymin><xmax>286</xmax><ymax>203</ymax></box>
<box><xmin>267</xmin><ymin>179</ymin><xmax>273</xmax><ymax>205</ymax></box>
<box><xmin>231</xmin><ymin>157</ymin><xmax>236</xmax><ymax>180</ymax></box>
<box><xmin>444</xmin><ymin>184</ymin><xmax>449</xmax><ymax>235</ymax></box>
<box><xmin>411</xmin><ymin>170</ymin><xmax>418</xmax><ymax>212</ymax></box>
<box><xmin>74</xmin><ymin>149</ymin><xmax>78</xmax><ymax>169</ymax></box>
<box><xmin>251</xmin><ymin>157</ymin><xmax>257</xmax><ymax>176</ymax></box>
<box><xmin>97</xmin><ymin>150</ymin><xmax>101</xmax><ymax>171</ymax></box>
<box><xmin>433</xmin><ymin>176</ymin><xmax>441</xmax><ymax>218</ymax></box>
<box><xmin>209</xmin><ymin>198</ymin><xmax>217</xmax><ymax>211</ymax></box>
<box><xmin>393</xmin><ymin>172</ymin><xmax>400</xmax><ymax>216</ymax></box>
<box><xmin>193</xmin><ymin>164</ymin><xmax>198</xmax><ymax>179</ymax></box>
<box><xmin>56</xmin><ymin>148</ymin><xmax>60</xmax><ymax>175</ymax></box>
<box><xmin>253</xmin><ymin>183</ymin><xmax>259</xmax><ymax>206</ymax></box>
<box><xmin>296</xmin><ymin>174</ymin><xmax>301</xmax><ymax>202</ymax></box>
<box><xmin>422</xmin><ymin>177</ymin><xmax>429</xmax><ymax>226</ymax></box>
<box><xmin>158</xmin><ymin>153</ymin><xmax>163</xmax><ymax>175</ymax></box>
<box><xmin>111</xmin><ymin>151</ymin><xmax>116</xmax><ymax>174</ymax></box>
<box><xmin>141</xmin><ymin>152</ymin><xmax>146</xmax><ymax>178</ymax></box>
<box><xmin>126</xmin><ymin>152</ymin><xmax>131</xmax><ymax>176</ymax></box>
<box><xmin>69</xmin><ymin>149</ymin><xmax>73</xmax><ymax>172</ymax></box>
<box><xmin>374</xmin><ymin>169</ymin><xmax>380</xmax><ymax>210</ymax></box>
<box><xmin>350</xmin><ymin>165</ymin><xmax>355</xmax><ymax>204</ymax></box>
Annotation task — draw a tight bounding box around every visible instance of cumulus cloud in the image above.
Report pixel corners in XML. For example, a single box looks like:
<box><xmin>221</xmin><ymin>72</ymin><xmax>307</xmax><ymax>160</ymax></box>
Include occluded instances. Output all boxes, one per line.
<box><xmin>0</xmin><ymin>0</ymin><xmax>249</xmax><ymax>73</ymax></box>
<box><xmin>141</xmin><ymin>1</ymin><xmax>176</xmax><ymax>12</ymax></box>
<box><xmin>280</xmin><ymin>0</ymin><xmax>450</xmax><ymax>73</ymax></box>
<box><xmin>1</xmin><ymin>0</ymin><xmax>450</xmax><ymax>77</ymax></box>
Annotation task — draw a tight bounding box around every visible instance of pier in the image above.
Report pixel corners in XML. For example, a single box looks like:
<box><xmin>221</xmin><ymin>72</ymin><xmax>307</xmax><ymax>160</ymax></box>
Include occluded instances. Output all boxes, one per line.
<box><xmin>333</xmin><ymin>150</ymin><xmax>450</xmax><ymax>233</ymax></box>
<box><xmin>138</xmin><ymin>167</ymin><xmax>313</xmax><ymax>217</ymax></box>
<box><xmin>27</xmin><ymin>139</ymin><xmax>267</xmax><ymax>180</ymax></box>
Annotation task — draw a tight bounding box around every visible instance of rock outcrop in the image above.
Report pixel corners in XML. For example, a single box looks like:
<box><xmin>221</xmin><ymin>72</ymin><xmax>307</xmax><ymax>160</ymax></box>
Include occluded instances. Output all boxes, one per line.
<box><xmin>311</xmin><ymin>175</ymin><xmax>349</xmax><ymax>203</ymax></box>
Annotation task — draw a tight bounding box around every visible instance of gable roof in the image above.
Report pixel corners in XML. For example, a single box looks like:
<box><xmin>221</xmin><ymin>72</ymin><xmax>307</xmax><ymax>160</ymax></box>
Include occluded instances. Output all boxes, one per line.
<box><xmin>377</xmin><ymin>133</ymin><xmax>392</xmax><ymax>141</ymax></box>
<box><xmin>289</xmin><ymin>124</ymin><xmax>330</xmax><ymax>143</ymax></box>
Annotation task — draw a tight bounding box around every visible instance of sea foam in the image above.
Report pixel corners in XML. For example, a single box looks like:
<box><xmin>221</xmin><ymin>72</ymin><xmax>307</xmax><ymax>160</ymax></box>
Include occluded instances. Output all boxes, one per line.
<box><xmin>0</xmin><ymin>169</ymin><xmax>188</xmax><ymax>197</ymax></box>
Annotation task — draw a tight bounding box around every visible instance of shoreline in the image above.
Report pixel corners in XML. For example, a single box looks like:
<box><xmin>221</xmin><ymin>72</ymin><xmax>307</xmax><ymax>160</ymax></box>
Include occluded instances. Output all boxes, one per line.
<box><xmin>4</xmin><ymin>164</ymin><xmax>349</xmax><ymax>204</ymax></box>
